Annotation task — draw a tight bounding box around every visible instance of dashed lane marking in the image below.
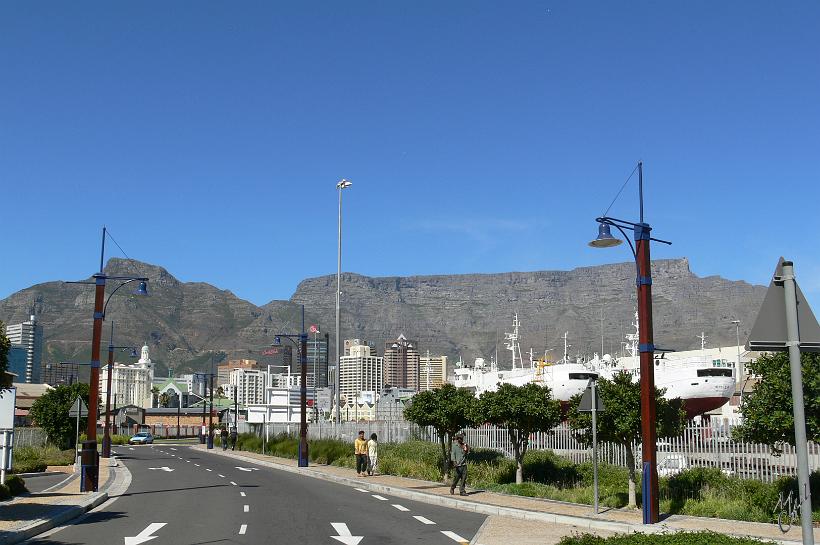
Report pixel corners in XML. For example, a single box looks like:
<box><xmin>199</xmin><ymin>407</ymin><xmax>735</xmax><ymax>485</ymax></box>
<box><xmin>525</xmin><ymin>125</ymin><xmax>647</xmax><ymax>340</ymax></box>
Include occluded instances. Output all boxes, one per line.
<box><xmin>240</xmin><ymin>492</ymin><xmax>246</xmax><ymax>497</ymax></box>
<box><xmin>206</xmin><ymin>469</ymin><xmax>213</xmax><ymax>472</ymax></box>
<box><xmin>392</xmin><ymin>504</ymin><xmax>410</xmax><ymax>512</ymax></box>
<box><xmin>194</xmin><ymin>464</ymin><xmax>200</xmax><ymax>466</ymax></box>
<box><xmin>239</xmin><ymin>524</ymin><xmax>247</xmax><ymax>535</ymax></box>
<box><xmin>353</xmin><ymin>488</ymin><xmax>368</xmax><ymax>493</ymax></box>
<box><xmin>230</xmin><ymin>481</ymin><xmax>237</xmax><ymax>486</ymax></box>
<box><xmin>371</xmin><ymin>495</ymin><xmax>388</xmax><ymax>501</ymax></box>
<box><xmin>413</xmin><ymin>516</ymin><xmax>436</xmax><ymax>525</ymax></box>
<box><xmin>441</xmin><ymin>531</ymin><xmax>468</xmax><ymax>543</ymax></box>
<box><xmin>218</xmin><ymin>474</ymin><xmax>225</xmax><ymax>478</ymax></box>
<box><xmin>243</xmin><ymin>505</ymin><xmax>249</xmax><ymax>513</ymax></box>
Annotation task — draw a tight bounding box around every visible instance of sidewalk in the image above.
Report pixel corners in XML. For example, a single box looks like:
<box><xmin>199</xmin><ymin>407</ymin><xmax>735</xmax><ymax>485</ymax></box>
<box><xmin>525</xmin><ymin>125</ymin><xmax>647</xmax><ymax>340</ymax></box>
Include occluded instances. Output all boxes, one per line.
<box><xmin>194</xmin><ymin>445</ymin><xmax>819</xmax><ymax>545</ymax></box>
<box><xmin>0</xmin><ymin>459</ymin><xmax>118</xmax><ymax>545</ymax></box>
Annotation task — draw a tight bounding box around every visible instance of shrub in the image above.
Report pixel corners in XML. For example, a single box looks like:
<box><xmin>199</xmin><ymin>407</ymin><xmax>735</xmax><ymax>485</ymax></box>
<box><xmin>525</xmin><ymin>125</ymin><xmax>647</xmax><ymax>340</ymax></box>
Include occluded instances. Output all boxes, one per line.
<box><xmin>0</xmin><ymin>484</ymin><xmax>10</xmax><ymax>500</ymax></box>
<box><xmin>558</xmin><ymin>532</ymin><xmax>774</xmax><ymax>545</ymax></box>
<box><xmin>5</xmin><ymin>475</ymin><xmax>27</xmax><ymax>496</ymax></box>
<box><xmin>12</xmin><ymin>445</ymin><xmax>75</xmax><ymax>473</ymax></box>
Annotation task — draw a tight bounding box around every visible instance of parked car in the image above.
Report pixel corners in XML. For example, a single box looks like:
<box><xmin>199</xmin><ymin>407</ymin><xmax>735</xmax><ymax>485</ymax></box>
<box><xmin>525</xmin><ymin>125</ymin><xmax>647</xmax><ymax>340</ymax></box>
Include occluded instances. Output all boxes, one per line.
<box><xmin>129</xmin><ymin>432</ymin><xmax>154</xmax><ymax>445</ymax></box>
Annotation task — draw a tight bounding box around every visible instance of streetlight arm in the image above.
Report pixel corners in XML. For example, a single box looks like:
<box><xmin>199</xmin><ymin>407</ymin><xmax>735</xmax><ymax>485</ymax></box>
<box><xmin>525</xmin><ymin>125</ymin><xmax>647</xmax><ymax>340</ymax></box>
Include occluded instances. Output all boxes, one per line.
<box><xmin>102</xmin><ymin>278</ymin><xmax>147</xmax><ymax>317</ymax></box>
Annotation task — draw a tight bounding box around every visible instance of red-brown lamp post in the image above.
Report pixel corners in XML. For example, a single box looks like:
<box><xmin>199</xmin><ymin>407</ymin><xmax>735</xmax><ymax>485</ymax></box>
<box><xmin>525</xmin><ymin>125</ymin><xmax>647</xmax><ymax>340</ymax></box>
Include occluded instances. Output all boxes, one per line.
<box><xmin>274</xmin><ymin>305</ymin><xmax>310</xmax><ymax>467</ymax></box>
<box><xmin>589</xmin><ymin>162</ymin><xmax>670</xmax><ymax>524</ymax></box>
<box><xmin>70</xmin><ymin>227</ymin><xmax>148</xmax><ymax>491</ymax></box>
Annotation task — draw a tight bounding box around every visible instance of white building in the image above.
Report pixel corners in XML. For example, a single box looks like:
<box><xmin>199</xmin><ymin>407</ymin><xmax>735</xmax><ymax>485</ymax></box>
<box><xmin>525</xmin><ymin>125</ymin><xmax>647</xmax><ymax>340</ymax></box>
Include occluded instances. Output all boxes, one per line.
<box><xmin>100</xmin><ymin>345</ymin><xmax>155</xmax><ymax>409</ymax></box>
<box><xmin>5</xmin><ymin>315</ymin><xmax>44</xmax><ymax>383</ymax></box>
<box><xmin>419</xmin><ymin>354</ymin><xmax>447</xmax><ymax>391</ymax></box>
<box><xmin>339</xmin><ymin>340</ymin><xmax>382</xmax><ymax>408</ymax></box>
<box><xmin>229</xmin><ymin>367</ymin><xmax>267</xmax><ymax>406</ymax></box>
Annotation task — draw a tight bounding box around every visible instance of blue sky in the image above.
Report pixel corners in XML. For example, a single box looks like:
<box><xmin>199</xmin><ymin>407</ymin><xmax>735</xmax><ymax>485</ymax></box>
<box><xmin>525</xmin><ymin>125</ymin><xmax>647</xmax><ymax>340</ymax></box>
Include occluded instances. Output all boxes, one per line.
<box><xmin>1</xmin><ymin>1</ymin><xmax>818</xmax><ymax>309</ymax></box>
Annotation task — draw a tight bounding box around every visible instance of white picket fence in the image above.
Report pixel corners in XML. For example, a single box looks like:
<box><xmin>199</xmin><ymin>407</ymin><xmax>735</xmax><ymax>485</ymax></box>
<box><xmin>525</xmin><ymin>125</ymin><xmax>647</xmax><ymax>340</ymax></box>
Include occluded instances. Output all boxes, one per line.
<box><xmin>461</xmin><ymin>421</ymin><xmax>820</xmax><ymax>483</ymax></box>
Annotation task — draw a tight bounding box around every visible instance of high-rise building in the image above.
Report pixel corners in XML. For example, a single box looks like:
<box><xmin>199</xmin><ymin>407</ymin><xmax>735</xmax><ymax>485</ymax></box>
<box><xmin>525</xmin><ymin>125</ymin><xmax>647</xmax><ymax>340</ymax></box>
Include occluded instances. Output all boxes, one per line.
<box><xmin>100</xmin><ymin>345</ymin><xmax>154</xmax><ymax>408</ymax></box>
<box><xmin>306</xmin><ymin>333</ymin><xmax>329</xmax><ymax>388</ymax></box>
<box><xmin>7</xmin><ymin>345</ymin><xmax>28</xmax><ymax>382</ymax></box>
<box><xmin>418</xmin><ymin>354</ymin><xmax>448</xmax><ymax>391</ymax></box>
<box><xmin>5</xmin><ymin>315</ymin><xmax>44</xmax><ymax>383</ymax></box>
<box><xmin>42</xmin><ymin>361</ymin><xmax>81</xmax><ymax>387</ymax></box>
<box><xmin>383</xmin><ymin>334</ymin><xmax>420</xmax><ymax>391</ymax></box>
<box><xmin>339</xmin><ymin>340</ymin><xmax>382</xmax><ymax>406</ymax></box>
<box><xmin>229</xmin><ymin>367</ymin><xmax>267</xmax><ymax>406</ymax></box>
<box><xmin>217</xmin><ymin>359</ymin><xmax>258</xmax><ymax>386</ymax></box>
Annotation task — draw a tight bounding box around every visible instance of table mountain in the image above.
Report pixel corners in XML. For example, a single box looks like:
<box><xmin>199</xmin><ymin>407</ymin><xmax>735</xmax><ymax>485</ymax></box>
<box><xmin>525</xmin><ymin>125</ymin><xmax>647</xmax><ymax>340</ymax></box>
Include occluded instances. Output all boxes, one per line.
<box><xmin>0</xmin><ymin>257</ymin><xmax>766</xmax><ymax>376</ymax></box>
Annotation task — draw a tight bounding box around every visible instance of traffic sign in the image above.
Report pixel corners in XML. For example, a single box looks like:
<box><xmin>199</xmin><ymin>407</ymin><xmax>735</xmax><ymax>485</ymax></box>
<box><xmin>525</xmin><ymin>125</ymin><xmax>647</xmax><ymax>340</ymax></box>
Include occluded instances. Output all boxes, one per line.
<box><xmin>68</xmin><ymin>397</ymin><xmax>88</xmax><ymax>418</ymax></box>
<box><xmin>747</xmin><ymin>257</ymin><xmax>820</xmax><ymax>353</ymax></box>
<box><xmin>578</xmin><ymin>385</ymin><xmax>605</xmax><ymax>412</ymax></box>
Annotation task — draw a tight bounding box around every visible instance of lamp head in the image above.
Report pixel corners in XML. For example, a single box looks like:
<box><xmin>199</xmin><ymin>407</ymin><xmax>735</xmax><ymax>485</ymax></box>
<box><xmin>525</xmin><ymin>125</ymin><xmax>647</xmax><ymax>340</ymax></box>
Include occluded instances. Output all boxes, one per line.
<box><xmin>133</xmin><ymin>281</ymin><xmax>149</xmax><ymax>296</ymax></box>
<box><xmin>588</xmin><ymin>223</ymin><xmax>623</xmax><ymax>248</ymax></box>
<box><xmin>337</xmin><ymin>179</ymin><xmax>352</xmax><ymax>189</ymax></box>
<box><xmin>274</xmin><ymin>336</ymin><xmax>282</xmax><ymax>346</ymax></box>
<box><xmin>129</xmin><ymin>348</ymin><xmax>139</xmax><ymax>358</ymax></box>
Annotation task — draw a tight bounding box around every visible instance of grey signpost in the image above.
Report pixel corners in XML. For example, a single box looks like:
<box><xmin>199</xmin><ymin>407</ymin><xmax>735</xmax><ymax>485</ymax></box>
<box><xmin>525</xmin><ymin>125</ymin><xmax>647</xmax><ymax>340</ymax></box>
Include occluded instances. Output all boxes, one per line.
<box><xmin>748</xmin><ymin>258</ymin><xmax>820</xmax><ymax>545</ymax></box>
<box><xmin>69</xmin><ymin>397</ymin><xmax>89</xmax><ymax>464</ymax></box>
<box><xmin>579</xmin><ymin>380</ymin><xmax>605</xmax><ymax>514</ymax></box>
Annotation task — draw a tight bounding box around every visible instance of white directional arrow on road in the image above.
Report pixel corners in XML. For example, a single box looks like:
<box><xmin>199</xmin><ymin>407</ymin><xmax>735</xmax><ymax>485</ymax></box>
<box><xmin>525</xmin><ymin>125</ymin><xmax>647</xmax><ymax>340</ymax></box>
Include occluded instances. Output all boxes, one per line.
<box><xmin>124</xmin><ymin>522</ymin><xmax>167</xmax><ymax>545</ymax></box>
<box><xmin>330</xmin><ymin>522</ymin><xmax>363</xmax><ymax>545</ymax></box>
<box><xmin>235</xmin><ymin>466</ymin><xmax>259</xmax><ymax>472</ymax></box>
<box><xmin>148</xmin><ymin>466</ymin><xmax>174</xmax><ymax>472</ymax></box>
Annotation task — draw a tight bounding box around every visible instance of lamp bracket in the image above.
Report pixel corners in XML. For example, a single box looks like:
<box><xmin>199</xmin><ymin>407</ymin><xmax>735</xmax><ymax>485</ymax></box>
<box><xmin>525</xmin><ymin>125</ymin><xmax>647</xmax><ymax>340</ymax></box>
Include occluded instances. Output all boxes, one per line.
<box><xmin>636</xmin><ymin>276</ymin><xmax>653</xmax><ymax>287</ymax></box>
<box><xmin>639</xmin><ymin>343</ymin><xmax>655</xmax><ymax>353</ymax></box>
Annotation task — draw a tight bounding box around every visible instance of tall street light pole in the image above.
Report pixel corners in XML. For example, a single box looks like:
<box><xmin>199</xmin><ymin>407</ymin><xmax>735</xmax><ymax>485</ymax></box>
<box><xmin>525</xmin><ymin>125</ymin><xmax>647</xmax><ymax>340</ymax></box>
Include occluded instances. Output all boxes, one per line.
<box><xmin>589</xmin><ymin>162</ymin><xmax>671</xmax><ymax>524</ymax></box>
<box><xmin>731</xmin><ymin>320</ymin><xmax>743</xmax><ymax>407</ymax></box>
<box><xmin>335</xmin><ymin>179</ymin><xmax>352</xmax><ymax>430</ymax></box>
<box><xmin>68</xmin><ymin>227</ymin><xmax>149</xmax><ymax>492</ymax></box>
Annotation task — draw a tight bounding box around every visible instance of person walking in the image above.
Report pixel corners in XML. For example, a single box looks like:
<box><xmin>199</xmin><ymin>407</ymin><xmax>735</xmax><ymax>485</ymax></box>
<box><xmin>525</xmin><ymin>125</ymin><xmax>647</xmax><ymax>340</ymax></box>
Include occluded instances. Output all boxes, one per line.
<box><xmin>450</xmin><ymin>433</ymin><xmax>470</xmax><ymax>496</ymax></box>
<box><xmin>367</xmin><ymin>433</ymin><xmax>379</xmax><ymax>476</ymax></box>
<box><xmin>220</xmin><ymin>427</ymin><xmax>228</xmax><ymax>451</ymax></box>
<box><xmin>354</xmin><ymin>430</ymin><xmax>368</xmax><ymax>476</ymax></box>
<box><xmin>230</xmin><ymin>426</ymin><xmax>238</xmax><ymax>451</ymax></box>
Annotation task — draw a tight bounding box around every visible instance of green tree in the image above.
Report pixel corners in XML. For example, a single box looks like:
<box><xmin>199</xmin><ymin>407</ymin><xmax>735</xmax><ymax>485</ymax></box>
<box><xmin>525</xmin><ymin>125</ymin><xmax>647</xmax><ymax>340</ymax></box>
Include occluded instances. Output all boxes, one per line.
<box><xmin>0</xmin><ymin>321</ymin><xmax>10</xmax><ymax>388</ymax></box>
<box><xmin>734</xmin><ymin>352</ymin><xmax>819</xmax><ymax>451</ymax></box>
<box><xmin>29</xmin><ymin>383</ymin><xmax>90</xmax><ymax>449</ymax></box>
<box><xmin>478</xmin><ymin>383</ymin><xmax>562</xmax><ymax>483</ymax></box>
<box><xmin>403</xmin><ymin>383</ymin><xmax>479</xmax><ymax>480</ymax></box>
<box><xmin>567</xmin><ymin>371</ymin><xmax>686</xmax><ymax>508</ymax></box>
<box><xmin>158</xmin><ymin>391</ymin><xmax>170</xmax><ymax>408</ymax></box>
<box><xmin>150</xmin><ymin>386</ymin><xmax>160</xmax><ymax>407</ymax></box>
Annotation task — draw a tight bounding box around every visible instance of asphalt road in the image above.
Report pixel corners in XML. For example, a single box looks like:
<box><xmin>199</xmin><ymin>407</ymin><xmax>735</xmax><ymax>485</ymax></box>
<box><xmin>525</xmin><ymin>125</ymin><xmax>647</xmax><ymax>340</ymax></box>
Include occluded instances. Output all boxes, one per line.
<box><xmin>28</xmin><ymin>444</ymin><xmax>486</xmax><ymax>545</ymax></box>
<box><xmin>19</xmin><ymin>472</ymin><xmax>76</xmax><ymax>494</ymax></box>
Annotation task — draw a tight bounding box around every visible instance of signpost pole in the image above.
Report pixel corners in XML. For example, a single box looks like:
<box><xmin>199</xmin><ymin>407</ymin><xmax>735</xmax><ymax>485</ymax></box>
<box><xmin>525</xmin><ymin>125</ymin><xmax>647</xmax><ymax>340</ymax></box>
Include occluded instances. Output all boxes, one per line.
<box><xmin>781</xmin><ymin>261</ymin><xmax>814</xmax><ymax>545</ymax></box>
<box><xmin>74</xmin><ymin>398</ymin><xmax>81</xmax><ymax>464</ymax></box>
<box><xmin>591</xmin><ymin>379</ymin><xmax>599</xmax><ymax>515</ymax></box>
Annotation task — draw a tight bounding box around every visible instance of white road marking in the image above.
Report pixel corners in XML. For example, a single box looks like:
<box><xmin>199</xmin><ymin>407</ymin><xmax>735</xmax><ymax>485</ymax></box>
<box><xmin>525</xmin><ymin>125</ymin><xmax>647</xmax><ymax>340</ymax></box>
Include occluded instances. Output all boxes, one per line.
<box><xmin>186</xmin><ymin>460</ymin><xmax>191</xmax><ymax>463</ymax></box>
<box><xmin>206</xmin><ymin>469</ymin><xmax>213</xmax><ymax>472</ymax></box>
<box><xmin>392</xmin><ymin>504</ymin><xmax>410</xmax><ymax>512</ymax></box>
<box><xmin>129</xmin><ymin>447</ymin><xmax>135</xmax><ymax>451</ymax></box>
<box><xmin>230</xmin><ymin>481</ymin><xmax>237</xmax><ymax>486</ymax></box>
<box><xmin>235</xmin><ymin>466</ymin><xmax>259</xmax><ymax>472</ymax></box>
<box><xmin>330</xmin><ymin>522</ymin><xmax>363</xmax><ymax>545</ymax></box>
<box><xmin>413</xmin><ymin>516</ymin><xmax>436</xmax><ymax>525</ymax></box>
<box><xmin>243</xmin><ymin>504</ymin><xmax>249</xmax><ymax>512</ymax></box>
<box><xmin>148</xmin><ymin>467</ymin><xmax>174</xmax><ymax>472</ymax></box>
<box><xmin>194</xmin><ymin>463</ymin><xmax>200</xmax><ymax>466</ymax></box>
<box><xmin>170</xmin><ymin>447</ymin><xmax>177</xmax><ymax>450</ymax></box>
<box><xmin>441</xmin><ymin>530</ymin><xmax>468</xmax><ymax>543</ymax></box>
<box><xmin>238</xmin><ymin>524</ymin><xmax>247</xmax><ymax>535</ymax></box>
<box><xmin>353</xmin><ymin>488</ymin><xmax>368</xmax><ymax>493</ymax></box>
<box><xmin>124</xmin><ymin>522</ymin><xmax>167</xmax><ymax>545</ymax></box>
<box><xmin>371</xmin><ymin>494</ymin><xmax>388</xmax><ymax>501</ymax></box>
<box><xmin>218</xmin><ymin>474</ymin><xmax>225</xmax><ymax>478</ymax></box>
<box><xmin>240</xmin><ymin>491</ymin><xmax>246</xmax><ymax>497</ymax></box>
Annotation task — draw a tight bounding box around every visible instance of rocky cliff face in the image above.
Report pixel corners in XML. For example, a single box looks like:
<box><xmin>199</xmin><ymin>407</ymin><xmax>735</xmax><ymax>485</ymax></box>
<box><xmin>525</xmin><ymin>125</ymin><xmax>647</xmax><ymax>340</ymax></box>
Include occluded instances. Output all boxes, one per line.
<box><xmin>0</xmin><ymin>258</ymin><xmax>317</xmax><ymax>376</ymax></box>
<box><xmin>0</xmin><ymin>257</ymin><xmax>766</xmax><ymax>376</ymax></box>
<box><xmin>290</xmin><ymin>258</ymin><xmax>766</xmax><ymax>367</ymax></box>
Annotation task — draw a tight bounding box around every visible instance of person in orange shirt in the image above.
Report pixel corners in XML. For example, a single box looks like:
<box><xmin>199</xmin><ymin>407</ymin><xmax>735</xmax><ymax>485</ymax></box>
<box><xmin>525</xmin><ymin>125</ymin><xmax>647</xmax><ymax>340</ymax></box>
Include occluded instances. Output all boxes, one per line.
<box><xmin>354</xmin><ymin>430</ymin><xmax>368</xmax><ymax>476</ymax></box>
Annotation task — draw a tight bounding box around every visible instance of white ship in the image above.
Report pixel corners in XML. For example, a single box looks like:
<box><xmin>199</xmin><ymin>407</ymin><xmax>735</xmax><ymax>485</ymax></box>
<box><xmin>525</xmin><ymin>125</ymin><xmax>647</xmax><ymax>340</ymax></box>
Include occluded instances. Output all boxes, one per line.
<box><xmin>451</xmin><ymin>314</ymin><xmax>597</xmax><ymax>404</ymax></box>
<box><xmin>590</xmin><ymin>313</ymin><xmax>735</xmax><ymax>418</ymax></box>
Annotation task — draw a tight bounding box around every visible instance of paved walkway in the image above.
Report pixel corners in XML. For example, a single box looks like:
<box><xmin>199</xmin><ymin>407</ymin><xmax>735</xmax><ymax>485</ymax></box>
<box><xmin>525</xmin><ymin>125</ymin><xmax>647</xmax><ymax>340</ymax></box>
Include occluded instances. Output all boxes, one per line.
<box><xmin>196</xmin><ymin>445</ymin><xmax>819</xmax><ymax>545</ymax></box>
<box><xmin>0</xmin><ymin>460</ymin><xmax>112</xmax><ymax>540</ymax></box>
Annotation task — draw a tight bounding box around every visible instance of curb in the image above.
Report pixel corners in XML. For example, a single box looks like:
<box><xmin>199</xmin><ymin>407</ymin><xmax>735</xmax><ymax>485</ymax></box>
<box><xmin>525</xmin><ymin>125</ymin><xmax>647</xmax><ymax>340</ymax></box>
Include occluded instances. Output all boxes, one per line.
<box><xmin>0</xmin><ymin>460</ymin><xmax>128</xmax><ymax>545</ymax></box>
<box><xmin>14</xmin><ymin>471</ymin><xmax>70</xmax><ymax>478</ymax></box>
<box><xmin>0</xmin><ymin>492</ymin><xmax>109</xmax><ymax>545</ymax></box>
<box><xmin>193</xmin><ymin>446</ymin><xmax>807</xmax><ymax>545</ymax></box>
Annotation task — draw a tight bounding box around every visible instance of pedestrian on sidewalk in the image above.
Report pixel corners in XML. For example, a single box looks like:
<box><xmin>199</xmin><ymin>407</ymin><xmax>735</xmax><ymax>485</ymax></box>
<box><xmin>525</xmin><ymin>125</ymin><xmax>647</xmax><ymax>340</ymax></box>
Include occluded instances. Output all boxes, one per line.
<box><xmin>230</xmin><ymin>426</ymin><xmax>238</xmax><ymax>451</ymax></box>
<box><xmin>220</xmin><ymin>427</ymin><xmax>228</xmax><ymax>451</ymax></box>
<box><xmin>450</xmin><ymin>433</ymin><xmax>470</xmax><ymax>496</ymax></box>
<box><xmin>367</xmin><ymin>433</ymin><xmax>379</xmax><ymax>476</ymax></box>
<box><xmin>354</xmin><ymin>430</ymin><xmax>368</xmax><ymax>476</ymax></box>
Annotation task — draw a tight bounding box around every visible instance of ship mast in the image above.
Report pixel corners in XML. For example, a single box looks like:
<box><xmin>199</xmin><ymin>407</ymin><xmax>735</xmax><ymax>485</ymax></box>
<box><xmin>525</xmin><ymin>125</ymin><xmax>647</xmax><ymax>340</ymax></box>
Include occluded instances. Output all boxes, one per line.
<box><xmin>504</xmin><ymin>313</ymin><xmax>522</xmax><ymax>369</ymax></box>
